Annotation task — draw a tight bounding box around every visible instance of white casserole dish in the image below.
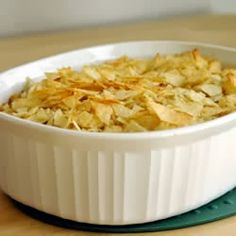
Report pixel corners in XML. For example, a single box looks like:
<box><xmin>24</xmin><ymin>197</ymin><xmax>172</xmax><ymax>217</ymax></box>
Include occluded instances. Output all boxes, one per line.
<box><xmin>1</xmin><ymin>41</ymin><xmax>236</xmax><ymax>225</ymax></box>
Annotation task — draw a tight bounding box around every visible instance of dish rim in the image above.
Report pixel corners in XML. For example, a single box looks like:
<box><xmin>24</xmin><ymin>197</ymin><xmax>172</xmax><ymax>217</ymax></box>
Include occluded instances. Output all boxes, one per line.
<box><xmin>1</xmin><ymin>40</ymin><xmax>236</xmax><ymax>140</ymax></box>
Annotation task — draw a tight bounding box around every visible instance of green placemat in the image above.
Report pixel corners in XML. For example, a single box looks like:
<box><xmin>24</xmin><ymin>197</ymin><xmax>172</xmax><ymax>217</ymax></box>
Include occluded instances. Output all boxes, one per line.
<box><xmin>11</xmin><ymin>187</ymin><xmax>236</xmax><ymax>233</ymax></box>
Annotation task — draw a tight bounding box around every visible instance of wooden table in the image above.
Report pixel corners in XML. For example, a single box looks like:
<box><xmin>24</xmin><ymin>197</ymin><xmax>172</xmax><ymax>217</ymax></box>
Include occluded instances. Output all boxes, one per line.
<box><xmin>0</xmin><ymin>14</ymin><xmax>236</xmax><ymax>235</ymax></box>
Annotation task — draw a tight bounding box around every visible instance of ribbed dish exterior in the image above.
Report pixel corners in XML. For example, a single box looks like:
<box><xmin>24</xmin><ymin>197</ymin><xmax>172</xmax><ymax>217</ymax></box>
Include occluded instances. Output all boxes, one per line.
<box><xmin>0</xmin><ymin>125</ymin><xmax>236</xmax><ymax>225</ymax></box>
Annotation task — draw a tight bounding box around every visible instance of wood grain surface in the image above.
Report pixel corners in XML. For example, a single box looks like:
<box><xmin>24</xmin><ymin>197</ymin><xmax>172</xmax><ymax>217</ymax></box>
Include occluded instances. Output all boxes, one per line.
<box><xmin>0</xmin><ymin>14</ymin><xmax>236</xmax><ymax>236</ymax></box>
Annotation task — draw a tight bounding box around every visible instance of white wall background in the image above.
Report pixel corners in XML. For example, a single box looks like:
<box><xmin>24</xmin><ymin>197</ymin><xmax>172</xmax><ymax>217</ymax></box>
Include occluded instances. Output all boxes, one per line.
<box><xmin>210</xmin><ymin>0</ymin><xmax>236</xmax><ymax>13</ymax></box>
<box><xmin>0</xmin><ymin>0</ymin><xmax>235</xmax><ymax>37</ymax></box>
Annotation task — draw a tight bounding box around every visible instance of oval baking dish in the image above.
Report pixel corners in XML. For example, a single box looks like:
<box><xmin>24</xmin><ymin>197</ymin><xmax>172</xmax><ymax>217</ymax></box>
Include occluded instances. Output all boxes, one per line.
<box><xmin>1</xmin><ymin>41</ymin><xmax>236</xmax><ymax>225</ymax></box>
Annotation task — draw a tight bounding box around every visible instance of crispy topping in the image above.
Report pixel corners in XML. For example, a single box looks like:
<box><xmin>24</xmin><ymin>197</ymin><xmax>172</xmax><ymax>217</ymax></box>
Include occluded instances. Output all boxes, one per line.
<box><xmin>1</xmin><ymin>49</ymin><xmax>236</xmax><ymax>132</ymax></box>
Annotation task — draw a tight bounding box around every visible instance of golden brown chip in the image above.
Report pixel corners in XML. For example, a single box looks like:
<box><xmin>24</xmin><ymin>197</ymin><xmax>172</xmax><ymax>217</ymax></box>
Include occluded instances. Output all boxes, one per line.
<box><xmin>112</xmin><ymin>104</ymin><xmax>134</xmax><ymax>118</ymax></box>
<box><xmin>63</xmin><ymin>96</ymin><xmax>77</xmax><ymax>109</ymax></box>
<box><xmin>196</xmin><ymin>84</ymin><xmax>222</xmax><ymax>97</ymax></box>
<box><xmin>223</xmin><ymin>74</ymin><xmax>236</xmax><ymax>94</ymax></box>
<box><xmin>209</xmin><ymin>60</ymin><xmax>221</xmax><ymax>73</ymax></box>
<box><xmin>77</xmin><ymin>111</ymin><xmax>94</xmax><ymax>128</ymax></box>
<box><xmin>174</xmin><ymin>100</ymin><xmax>203</xmax><ymax>117</ymax></box>
<box><xmin>162</xmin><ymin>71</ymin><xmax>185</xmax><ymax>87</ymax></box>
<box><xmin>104</xmin><ymin>125</ymin><xmax>123</xmax><ymax>132</ymax></box>
<box><xmin>82</xmin><ymin>66</ymin><xmax>101</xmax><ymax>80</ymax></box>
<box><xmin>147</xmin><ymin>99</ymin><xmax>193</xmax><ymax>126</ymax></box>
<box><xmin>124</xmin><ymin>120</ymin><xmax>147</xmax><ymax>132</ymax></box>
<box><xmin>92</xmin><ymin>102</ymin><xmax>113</xmax><ymax>125</ymax></box>
<box><xmin>192</xmin><ymin>48</ymin><xmax>208</xmax><ymax>69</ymax></box>
<box><xmin>134</xmin><ymin>112</ymin><xmax>160</xmax><ymax>130</ymax></box>
<box><xmin>53</xmin><ymin>109</ymin><xmax>67</xmax><ymax>128</ymax></box>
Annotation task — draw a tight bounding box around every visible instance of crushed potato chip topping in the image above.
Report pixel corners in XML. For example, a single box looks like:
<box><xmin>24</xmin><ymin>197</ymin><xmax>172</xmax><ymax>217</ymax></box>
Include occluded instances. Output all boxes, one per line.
<box><xmin>1</xmin><ymin>49</ymin><xmax>236</xmax><ymax>132</ymax></box>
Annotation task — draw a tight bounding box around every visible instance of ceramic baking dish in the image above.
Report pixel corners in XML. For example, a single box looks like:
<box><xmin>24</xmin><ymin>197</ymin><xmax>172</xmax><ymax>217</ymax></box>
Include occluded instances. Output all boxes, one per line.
<box><xmin>0</xmin><ymin>41</ymin><xmax>236</xmax><ymax>225</ymax></box>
